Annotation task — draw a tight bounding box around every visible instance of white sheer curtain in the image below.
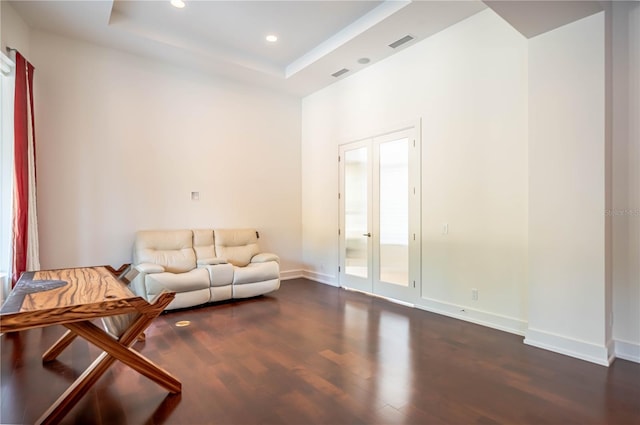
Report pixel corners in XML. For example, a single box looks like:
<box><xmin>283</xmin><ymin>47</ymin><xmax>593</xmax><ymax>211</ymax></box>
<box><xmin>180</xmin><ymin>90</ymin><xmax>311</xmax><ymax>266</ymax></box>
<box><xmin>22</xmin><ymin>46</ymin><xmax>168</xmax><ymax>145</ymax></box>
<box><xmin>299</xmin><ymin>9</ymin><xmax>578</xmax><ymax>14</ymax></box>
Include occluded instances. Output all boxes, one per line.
<box><xmin>25</xmin><ymin>61</ymin><xmax>39</xmax><ymax>272</ymax></box>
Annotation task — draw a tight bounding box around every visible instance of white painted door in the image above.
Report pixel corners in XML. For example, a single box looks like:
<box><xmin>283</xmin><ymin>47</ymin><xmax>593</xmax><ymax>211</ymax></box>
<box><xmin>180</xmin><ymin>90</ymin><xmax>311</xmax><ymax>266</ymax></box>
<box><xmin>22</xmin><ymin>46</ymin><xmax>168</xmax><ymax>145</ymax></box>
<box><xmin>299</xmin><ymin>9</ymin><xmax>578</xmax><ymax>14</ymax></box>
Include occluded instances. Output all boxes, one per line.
<box><xmin>339</xmin><ymin>127</ymin><xmax>420</xmax><ymax>303</ymax></box>
<box><xmin>339</xmin><ymin>140</ymin><xmax>373</xmax><ymax>293</ymax></box>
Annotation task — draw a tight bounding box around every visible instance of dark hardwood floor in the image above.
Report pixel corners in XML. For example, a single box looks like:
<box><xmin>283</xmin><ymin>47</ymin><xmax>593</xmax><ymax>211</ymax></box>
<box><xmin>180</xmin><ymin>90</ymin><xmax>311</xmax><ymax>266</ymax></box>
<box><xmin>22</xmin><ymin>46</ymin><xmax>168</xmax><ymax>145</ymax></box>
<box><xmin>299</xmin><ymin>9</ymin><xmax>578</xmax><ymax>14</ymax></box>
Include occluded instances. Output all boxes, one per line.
<box><xmin>1</xmin><ymin>278</ymin><xmax>639</xmax><ymax>425</ymax></box>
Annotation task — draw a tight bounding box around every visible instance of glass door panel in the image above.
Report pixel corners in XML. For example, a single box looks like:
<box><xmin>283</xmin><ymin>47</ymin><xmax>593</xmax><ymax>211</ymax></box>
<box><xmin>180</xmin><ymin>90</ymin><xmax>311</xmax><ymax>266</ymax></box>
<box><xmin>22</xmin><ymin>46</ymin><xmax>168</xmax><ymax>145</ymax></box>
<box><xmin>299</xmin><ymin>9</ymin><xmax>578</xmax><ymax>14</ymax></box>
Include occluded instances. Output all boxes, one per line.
<box><xmin>371</xmin><ymin>127</ymin><xmax>420</xmax><ymax>303</ymax></box>
<box><xmin>339</xmin><ymin>141</ymin><xmax>372</xmax><ymax>293</ymax></box>
<box><xmin>378</xmin><ymin>138</ymin><xmax>409</xmax><ymax>286</ymax></box>
<box><xmin>344</xmin><ymin>147</ymin><xmax>369</xmax><ymax>279</ymax></box>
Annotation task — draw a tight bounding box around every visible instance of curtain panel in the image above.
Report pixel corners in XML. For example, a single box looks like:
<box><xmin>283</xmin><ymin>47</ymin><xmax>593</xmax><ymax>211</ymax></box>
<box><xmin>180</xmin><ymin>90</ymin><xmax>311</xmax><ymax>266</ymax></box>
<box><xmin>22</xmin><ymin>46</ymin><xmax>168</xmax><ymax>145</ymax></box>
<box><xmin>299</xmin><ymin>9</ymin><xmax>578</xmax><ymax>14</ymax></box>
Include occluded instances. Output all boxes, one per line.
<box><xmin>11</xmin><ymin>51</ymin><xmax>39</xmax><ymax>286</ymax></box>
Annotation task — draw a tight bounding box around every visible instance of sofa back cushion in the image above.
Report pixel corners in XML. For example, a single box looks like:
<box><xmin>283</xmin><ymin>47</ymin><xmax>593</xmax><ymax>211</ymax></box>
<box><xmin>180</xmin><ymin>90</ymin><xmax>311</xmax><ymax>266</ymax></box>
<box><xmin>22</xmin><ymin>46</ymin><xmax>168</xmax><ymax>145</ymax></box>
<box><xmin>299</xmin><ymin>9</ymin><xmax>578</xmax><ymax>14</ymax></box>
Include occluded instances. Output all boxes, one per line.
<box><xmin>134</xmin><ymin>230</ymin><xmax>196</xmax><ymax>273</ymax></box>
<box><xmin>214</xmin><ymin>229</ymin><xmax>260</xmax><ymax>267</ymax></box>
<box><xmin>193</xmin><ymin>229</ymin><xmax>216</xmax><ymax>261</ymax></box>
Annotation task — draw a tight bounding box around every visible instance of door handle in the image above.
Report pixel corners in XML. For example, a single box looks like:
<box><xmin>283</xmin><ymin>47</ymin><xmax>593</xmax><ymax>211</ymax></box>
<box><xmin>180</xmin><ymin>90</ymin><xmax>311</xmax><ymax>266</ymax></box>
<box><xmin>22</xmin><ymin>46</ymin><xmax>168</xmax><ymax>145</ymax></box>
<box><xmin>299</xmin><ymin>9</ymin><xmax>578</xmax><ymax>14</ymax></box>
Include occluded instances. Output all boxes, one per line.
<box><xmin>363</xmin><ymin>233</ymin><xmax>372</xmax><ymax>237</ymax></box>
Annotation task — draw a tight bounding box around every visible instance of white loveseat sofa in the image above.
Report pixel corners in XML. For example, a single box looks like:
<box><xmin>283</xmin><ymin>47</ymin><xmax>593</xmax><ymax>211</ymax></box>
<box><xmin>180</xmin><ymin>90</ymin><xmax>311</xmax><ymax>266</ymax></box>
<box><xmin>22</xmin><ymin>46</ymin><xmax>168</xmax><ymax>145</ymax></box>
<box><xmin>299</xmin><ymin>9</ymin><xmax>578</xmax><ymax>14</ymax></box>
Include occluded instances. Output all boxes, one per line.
<box><xmin>130</xmin><ymin>229</ymin><xmax>280</xmax><ymax>310</ymax></box>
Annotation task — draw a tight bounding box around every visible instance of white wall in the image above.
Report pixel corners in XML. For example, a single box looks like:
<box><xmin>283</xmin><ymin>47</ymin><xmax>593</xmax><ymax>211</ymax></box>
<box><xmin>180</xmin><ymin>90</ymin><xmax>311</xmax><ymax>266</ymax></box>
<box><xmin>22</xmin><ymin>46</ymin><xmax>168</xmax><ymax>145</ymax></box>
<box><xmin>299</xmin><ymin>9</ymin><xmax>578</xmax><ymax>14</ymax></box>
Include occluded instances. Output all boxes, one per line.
<box><xmin>29</xmin><ymin>31</ymin><xmax>302</xmax><ymax>273</ymax></box>
<box><xmin>0</xmin><ymin>1</ymin><xmax>30</xmax><ymax>56</ymax></box>
<box><xmin>302</xmin><ymin>10</ymin><xmax>529</xmax><ymax>333</ymax></box>
<box><xmin>526</xmin><ymin>13</ymin><xmax>609</xmax><ymax>364</ymax></box>
<box><xmin>612</xmin><ymin>1</ymin><xmax>640</xmax><ymax>362</ymax></box>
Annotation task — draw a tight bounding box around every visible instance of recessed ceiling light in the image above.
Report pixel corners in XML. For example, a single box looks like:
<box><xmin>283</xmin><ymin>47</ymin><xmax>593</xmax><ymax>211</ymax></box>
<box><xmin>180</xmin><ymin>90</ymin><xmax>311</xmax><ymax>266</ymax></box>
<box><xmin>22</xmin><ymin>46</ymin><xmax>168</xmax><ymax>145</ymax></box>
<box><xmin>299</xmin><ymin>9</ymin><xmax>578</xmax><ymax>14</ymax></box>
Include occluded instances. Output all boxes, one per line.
<box><xmin>266</xmin><ymin>35</ymin><xmax>278</xmax><ymax>43</ymax></box>
<box><xmin>358</xmin><ymin>58</ymin><xmax>371</xmax><ymax>64</ymax></box>
<box><xmin>171</xmin><ymin>0</ymin><xmax>185</xmax><ymax>9</ymax></box>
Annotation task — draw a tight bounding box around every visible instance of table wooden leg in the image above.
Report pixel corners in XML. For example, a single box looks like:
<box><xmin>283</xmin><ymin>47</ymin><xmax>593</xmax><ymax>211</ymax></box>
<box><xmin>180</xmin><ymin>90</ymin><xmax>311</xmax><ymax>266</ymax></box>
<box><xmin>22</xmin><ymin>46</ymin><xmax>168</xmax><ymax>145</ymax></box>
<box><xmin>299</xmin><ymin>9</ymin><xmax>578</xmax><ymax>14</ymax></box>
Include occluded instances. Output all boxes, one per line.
<box><xmin>36</xmin><ymin>351</ymin><xmax>113</xmax><ymax>425</ymax></box>
<box><xmin>35</xmin><ymin>291</ymin><xmax>177</xmax><ymax>425</ymax></box>
<box><xmin>42</xmin><ymin>330</ymin><xmax>77</xmax><ymax>362</ymax></box>
<box><xmin>65</xmin><ymin>321</ymin><xmax>181</xmax><ymax>393</ymax></box>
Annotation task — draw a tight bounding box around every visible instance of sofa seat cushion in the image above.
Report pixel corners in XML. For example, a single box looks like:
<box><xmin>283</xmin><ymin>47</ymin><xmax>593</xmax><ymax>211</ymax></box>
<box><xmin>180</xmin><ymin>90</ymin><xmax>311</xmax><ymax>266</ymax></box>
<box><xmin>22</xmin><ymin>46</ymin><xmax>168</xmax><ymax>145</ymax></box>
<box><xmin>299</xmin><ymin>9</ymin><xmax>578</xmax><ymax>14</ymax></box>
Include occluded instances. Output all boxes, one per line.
<box><xmin>233</xmin><ymin>262</ymin><xmax>279</xmax><ymax>285</ymax></box>
<box><xmin>146</xmin><ymin>268</ymin><xmax>210</xmax><ymax>295</ymax></box>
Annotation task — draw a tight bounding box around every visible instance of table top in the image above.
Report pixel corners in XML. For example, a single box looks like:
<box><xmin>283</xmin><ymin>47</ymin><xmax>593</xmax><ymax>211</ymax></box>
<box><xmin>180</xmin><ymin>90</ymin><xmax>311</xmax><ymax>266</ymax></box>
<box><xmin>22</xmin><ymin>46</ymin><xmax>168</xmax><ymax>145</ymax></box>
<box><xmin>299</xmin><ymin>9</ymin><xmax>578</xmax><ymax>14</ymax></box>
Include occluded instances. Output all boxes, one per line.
<box><xmin>0</xmin><ymin>266</ymin><xmax>147</xmax><ymax>333</ymax></box>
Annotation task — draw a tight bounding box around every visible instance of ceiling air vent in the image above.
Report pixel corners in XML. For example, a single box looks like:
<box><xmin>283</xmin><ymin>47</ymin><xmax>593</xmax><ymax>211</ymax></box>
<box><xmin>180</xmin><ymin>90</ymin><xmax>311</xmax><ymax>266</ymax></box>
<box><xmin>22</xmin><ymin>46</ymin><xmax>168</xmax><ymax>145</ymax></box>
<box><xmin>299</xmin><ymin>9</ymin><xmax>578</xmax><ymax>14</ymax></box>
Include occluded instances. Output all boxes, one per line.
<box><xmin>389</xmin><ymin>35</ymin><xmax>414</xmax><ymax>49</ymax></box>
<box><xmin>331</xmin><ymin>68</ymin><xmax>350</xmax><ymax>78</ymax></box>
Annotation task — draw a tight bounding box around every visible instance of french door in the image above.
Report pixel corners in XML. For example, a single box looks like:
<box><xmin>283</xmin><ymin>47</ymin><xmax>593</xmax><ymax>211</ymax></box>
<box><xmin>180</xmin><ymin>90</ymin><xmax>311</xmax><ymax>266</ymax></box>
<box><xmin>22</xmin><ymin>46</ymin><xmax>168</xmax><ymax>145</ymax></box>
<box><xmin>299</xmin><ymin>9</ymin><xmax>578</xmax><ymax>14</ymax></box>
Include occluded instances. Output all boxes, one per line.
<box><xmin>339</xmin><ymin>127</ymin><xmax>420</xmax><ymax>303</ymax></box>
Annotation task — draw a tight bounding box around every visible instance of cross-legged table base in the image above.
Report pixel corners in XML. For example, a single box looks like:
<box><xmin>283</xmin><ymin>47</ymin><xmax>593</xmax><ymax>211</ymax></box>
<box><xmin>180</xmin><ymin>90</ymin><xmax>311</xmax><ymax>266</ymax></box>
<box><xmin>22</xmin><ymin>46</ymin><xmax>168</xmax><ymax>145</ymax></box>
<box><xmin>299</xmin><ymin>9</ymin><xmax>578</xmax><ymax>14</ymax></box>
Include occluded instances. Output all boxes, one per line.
<box><xmin>0</xmin><ymin>267</ymin><xmax>181</xmax><ymax>425</ymax></box>
<box><xmin>37</xmin><ymin>292</ymin><xmax>179</xmax><ymax>425</ymax></box>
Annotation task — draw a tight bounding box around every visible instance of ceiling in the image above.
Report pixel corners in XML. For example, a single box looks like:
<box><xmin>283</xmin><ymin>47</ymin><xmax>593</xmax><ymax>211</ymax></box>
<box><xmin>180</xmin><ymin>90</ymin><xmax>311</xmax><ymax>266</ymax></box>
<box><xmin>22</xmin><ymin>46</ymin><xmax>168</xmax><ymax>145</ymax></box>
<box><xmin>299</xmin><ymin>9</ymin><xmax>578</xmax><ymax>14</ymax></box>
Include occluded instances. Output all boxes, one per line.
<box><xmin>9</xmin><ymin>0</ymin><xmax>604</xmax><ymax>97</ymax></box>
<box><xmin>483</xmin><ymin>1</ymin><xmax>604</xmax><ymax>38</ymax></box>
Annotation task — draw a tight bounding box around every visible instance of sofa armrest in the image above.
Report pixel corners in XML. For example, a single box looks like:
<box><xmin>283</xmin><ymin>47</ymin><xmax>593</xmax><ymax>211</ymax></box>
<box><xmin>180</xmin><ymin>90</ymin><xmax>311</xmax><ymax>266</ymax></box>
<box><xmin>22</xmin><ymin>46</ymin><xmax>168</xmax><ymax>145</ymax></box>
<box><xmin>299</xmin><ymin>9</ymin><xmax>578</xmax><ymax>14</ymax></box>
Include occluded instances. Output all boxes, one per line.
<box><xmin>135</xmin><ymin>263</ymin><xmax>165</xmax><ymax>274</ymax></box>
<box><xmin>197</xmin><ymin>257</ymin><xmax>228</xmax><ymax>266</ymax></box>
<box><xmin>251</xmin><ymin>253</ymin><xmax>280</xmax><ymax>264</ymax></box>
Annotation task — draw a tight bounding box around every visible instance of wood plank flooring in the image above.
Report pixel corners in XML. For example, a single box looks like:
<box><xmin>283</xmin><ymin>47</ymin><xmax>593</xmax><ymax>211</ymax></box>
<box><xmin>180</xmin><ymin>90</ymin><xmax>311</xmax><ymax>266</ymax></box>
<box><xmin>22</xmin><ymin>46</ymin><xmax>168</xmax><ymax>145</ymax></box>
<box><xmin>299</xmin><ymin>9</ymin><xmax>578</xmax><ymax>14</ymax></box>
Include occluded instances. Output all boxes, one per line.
<box><xmin>1</xmin><ymin>278</ymin><xmax>639</xmax><ymax>425</ymax></box>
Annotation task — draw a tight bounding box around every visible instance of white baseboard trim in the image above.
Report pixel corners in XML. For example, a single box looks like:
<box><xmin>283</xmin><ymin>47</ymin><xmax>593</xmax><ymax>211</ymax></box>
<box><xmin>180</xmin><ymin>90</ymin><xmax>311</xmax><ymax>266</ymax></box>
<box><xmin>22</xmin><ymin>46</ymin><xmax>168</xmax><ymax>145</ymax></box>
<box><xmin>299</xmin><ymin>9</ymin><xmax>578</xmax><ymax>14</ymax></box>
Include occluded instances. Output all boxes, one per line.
<box><xmin>280</xmin><ymin>269</ymin><xmax>304</xmax><ymax>280</ymax></box>
<box><xmin>524</xmin><ymin>328</ymin><xmax>613</xmax><ymax>366</ymax></box>
<box><xmin>342</xmin><ymin>286</ymin><xmax>415</xmax><ymax>308</ymax></box>
<box><xmin>416</xmin><ymin>297</ymin><xmax>527</xmax><ymax>336</ymax></box>
<box><xmin>302</xmin><ymin>270</ymin><xmax>339</xmax><ymax>287</ymax></box>
<box><xmin>614</xmin><ymin>339</ymin><xmax>640</xmax><ymax>363</ymax></box>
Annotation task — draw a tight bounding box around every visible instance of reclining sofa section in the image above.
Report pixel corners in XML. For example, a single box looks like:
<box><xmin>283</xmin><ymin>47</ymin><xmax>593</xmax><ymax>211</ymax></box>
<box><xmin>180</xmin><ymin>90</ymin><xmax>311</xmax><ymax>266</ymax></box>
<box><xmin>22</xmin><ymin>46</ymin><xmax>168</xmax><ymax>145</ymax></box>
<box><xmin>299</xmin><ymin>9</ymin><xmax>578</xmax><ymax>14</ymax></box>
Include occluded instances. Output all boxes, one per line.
<box><xmin>131</xmin><ymin>229</ymin><xmax>280</xmax><ymax>310</ymax></box>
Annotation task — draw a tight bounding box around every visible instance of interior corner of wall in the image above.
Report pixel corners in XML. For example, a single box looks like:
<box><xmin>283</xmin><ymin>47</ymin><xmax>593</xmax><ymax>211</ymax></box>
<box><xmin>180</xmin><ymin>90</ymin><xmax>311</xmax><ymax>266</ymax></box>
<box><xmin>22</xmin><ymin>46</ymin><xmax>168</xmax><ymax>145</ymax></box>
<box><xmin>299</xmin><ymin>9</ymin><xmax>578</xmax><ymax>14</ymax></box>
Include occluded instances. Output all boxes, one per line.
<box><xmin>524</xmin><ymin>328</ymin><xmax>612</xmax><ymax>366</ymax></box>
<box><xmin>302</xmin><ymin>269</ymin><xmax>339</xmax><ymax>287</ymax></box>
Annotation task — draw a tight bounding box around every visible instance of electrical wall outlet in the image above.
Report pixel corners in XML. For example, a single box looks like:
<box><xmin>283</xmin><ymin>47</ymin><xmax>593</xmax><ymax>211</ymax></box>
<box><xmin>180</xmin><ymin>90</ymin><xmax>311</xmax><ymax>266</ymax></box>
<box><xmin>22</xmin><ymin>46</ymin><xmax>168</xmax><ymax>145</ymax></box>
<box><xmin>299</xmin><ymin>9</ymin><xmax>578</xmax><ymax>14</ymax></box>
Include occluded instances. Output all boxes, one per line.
<box><xmin>471</xmin><ymin>288</ymin><xmax>478</xmax><ymax>301</ymax></box>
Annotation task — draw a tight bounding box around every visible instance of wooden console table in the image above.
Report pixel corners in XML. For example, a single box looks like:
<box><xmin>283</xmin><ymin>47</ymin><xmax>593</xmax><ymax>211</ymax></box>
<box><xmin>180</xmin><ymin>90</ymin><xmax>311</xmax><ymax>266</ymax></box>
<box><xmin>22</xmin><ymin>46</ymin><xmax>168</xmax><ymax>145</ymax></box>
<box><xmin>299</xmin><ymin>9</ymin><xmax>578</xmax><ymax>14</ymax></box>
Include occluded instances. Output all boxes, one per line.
<box><xmin>0</xmin><ymin>266</ymin><xmax>181</xmax><ymax>425</ymax></box>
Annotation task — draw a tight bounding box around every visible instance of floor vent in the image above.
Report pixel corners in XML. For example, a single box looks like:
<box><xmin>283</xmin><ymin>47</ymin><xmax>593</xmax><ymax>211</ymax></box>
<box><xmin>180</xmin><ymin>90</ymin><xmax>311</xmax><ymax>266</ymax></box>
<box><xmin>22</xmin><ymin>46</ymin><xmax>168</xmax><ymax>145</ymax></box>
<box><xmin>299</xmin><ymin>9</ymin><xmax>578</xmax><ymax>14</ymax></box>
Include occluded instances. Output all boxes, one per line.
<box><xmin>389</xmin><ymin>35</ymin><xmax>414</xmax><ymax>49</ymax></box>
<box><xmin>331</xmin><ymin>68</ymin><xmax>350</xmax><ymax>78</ymax></box>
